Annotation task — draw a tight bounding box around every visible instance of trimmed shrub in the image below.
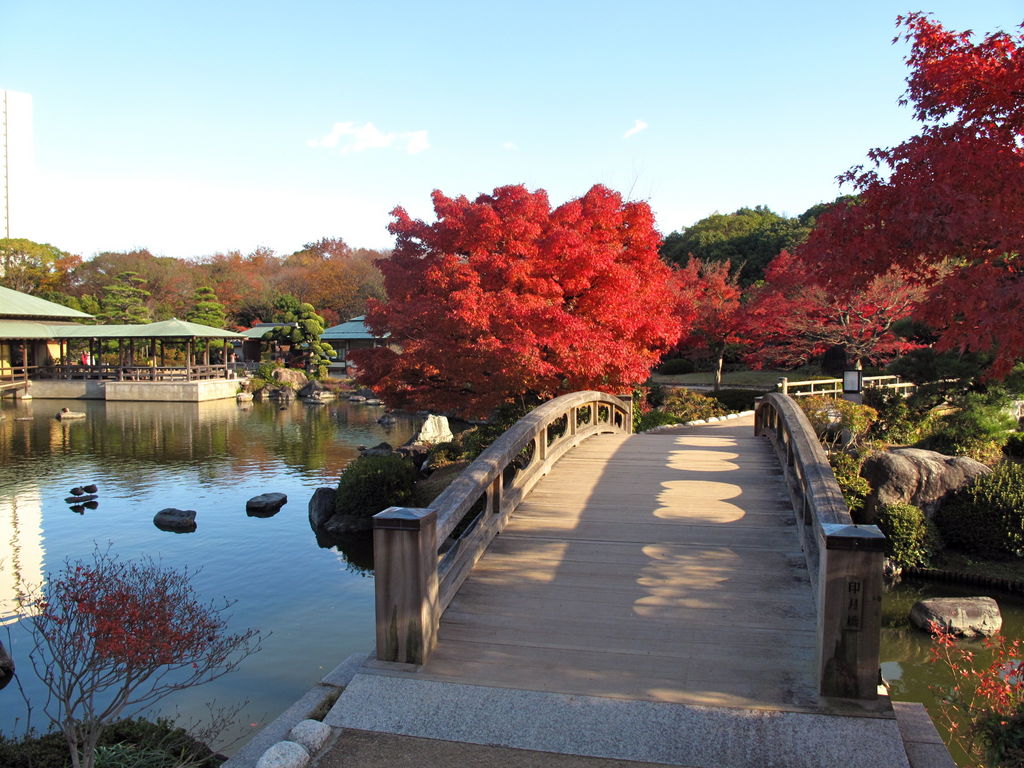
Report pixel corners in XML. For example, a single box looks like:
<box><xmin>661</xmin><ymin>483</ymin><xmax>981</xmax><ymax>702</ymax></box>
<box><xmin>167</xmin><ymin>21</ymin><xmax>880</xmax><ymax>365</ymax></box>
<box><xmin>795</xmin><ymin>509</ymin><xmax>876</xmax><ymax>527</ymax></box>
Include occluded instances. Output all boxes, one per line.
<box><xmin>935</xmin><ymin>462</ymin><xmax>1024</xmax><ymax>557</ymax></box>
<box><xmin>658</xmin><ymin>358</ymin><xmax>695</xmax><ymax>375</ymax></box>
<box><xmin>334</xmin><ymin>454</ymin><xmax>418</xmax><ymax>518</ymax></box>
<box><xmin>661</xmin><ymin>388</ymin><xmax>727</xmax><ymax>422</ymax></box>
<box><xmin>875</xmin><ymin>502</ymin><xmax>933</xmax><ymax>569</ymax></box>
<box><xmin>863</xmin><ymin>387</ymin><xmax>921</xmax><ymax>444</ymax></box>
<box><xmin>425</xmin><ymin>441</ymin><xmax>464</xmax><ymax>468</ymax></box>
<box><xmin>828</xmin><ymin>452</ymin><xmax>872</xmax><ymax>520</ymax></box>
<box><xmin>636</xmin><ymin>410</ymin><xmax>684</xmax><ymax>431</ymax></box>
<box><xmin>710</xmin><ymin>388</ymin><xmax>765</xmax><ymax>413</ymax></box>
<box><xmin>256</xmin><ymin>361</ymin><xmax>279</xmax><ymax>381</ymax></box>
<box><xmin>917</xmin><ymin>390</ymin><xmax>1016</xmax><ymax>465</ymax></box>
<box><xmin>798</xmin><ymin>396</ymin><xmax>877</xmax><ymax>449</ymax></box>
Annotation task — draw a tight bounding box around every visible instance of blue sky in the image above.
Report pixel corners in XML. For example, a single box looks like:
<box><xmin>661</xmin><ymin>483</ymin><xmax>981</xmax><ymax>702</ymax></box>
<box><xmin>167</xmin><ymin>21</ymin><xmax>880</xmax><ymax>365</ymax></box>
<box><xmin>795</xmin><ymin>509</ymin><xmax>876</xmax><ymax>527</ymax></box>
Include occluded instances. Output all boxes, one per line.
<box><xmin>2</xmin><ymin>1</ymin><xmax>1021</xmax><ymax>260</ymax></box>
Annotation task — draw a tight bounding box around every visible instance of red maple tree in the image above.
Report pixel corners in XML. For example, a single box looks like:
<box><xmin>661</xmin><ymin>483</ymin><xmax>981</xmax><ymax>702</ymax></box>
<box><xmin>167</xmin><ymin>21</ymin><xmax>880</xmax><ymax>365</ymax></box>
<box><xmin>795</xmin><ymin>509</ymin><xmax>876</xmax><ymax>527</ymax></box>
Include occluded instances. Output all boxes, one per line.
<box><xmin>352</xmin><ymin>184</ymin><xmax>685</xmax><ymax>417</ymax></box>
<box><xmin>673</xmin><ymin>258</ymin><xmax>747</xmax><ymax>390</ymax></box>
<box><xmin>799</xmin><ymin>13</ymin><xmax>1024</xmax><ymax>376</ymax></box>
<box><xmin>19</xmin><ymin>551</ymin><xmax>262</xmax><ymax>768</ymax></box>
<box><xmin>743</xmin><ymin>249</ymin><xmax>928</xmax><ymax>370</ymax></box>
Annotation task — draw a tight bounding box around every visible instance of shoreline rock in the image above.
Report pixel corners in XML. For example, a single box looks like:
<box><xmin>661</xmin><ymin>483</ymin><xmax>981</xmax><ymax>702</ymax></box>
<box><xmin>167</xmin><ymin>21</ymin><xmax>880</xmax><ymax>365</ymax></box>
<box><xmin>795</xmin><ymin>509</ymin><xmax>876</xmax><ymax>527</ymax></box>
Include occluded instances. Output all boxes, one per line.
<box><xmin>910</xmin><ymin>596</ymin><xmax>1002</xmax><ymax>638</ymax></box>
<box><xmin>154</xmin><ymin>508</ymin><xmax>197</xmax><ymax>532</ymax></box>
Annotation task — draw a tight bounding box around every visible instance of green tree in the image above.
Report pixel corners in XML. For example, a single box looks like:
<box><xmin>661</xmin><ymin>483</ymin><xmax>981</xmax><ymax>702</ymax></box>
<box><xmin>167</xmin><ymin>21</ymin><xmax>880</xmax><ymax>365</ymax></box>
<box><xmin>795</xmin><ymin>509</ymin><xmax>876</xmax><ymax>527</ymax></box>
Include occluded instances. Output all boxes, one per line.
<box><xmin>38</xmin><ymin>290</ymin><xmax>101</xmax><ymax>322</ymax></box>
<box><xmin>0</xmin><ymin>238</ymin><xmax>82</xmax><ymax>294</ymax></box>
<box><xmin>98</xmin><ymin>271</ymin><xmax>151</xmax><ymax>324</ymax></box>
<box><xmin>185</xmin><ymin>286</ymin><xmax>227</xmax><ymax>329</ymax></box>
<box><xmin>660</xmin><ymin>206</ymin><xmax>808</xmax><ymax>285</ymax></box>
<box><xmin>267</xmin><ymin>298</ymin><xmax>335</xmax><ymax>378</ymax></box>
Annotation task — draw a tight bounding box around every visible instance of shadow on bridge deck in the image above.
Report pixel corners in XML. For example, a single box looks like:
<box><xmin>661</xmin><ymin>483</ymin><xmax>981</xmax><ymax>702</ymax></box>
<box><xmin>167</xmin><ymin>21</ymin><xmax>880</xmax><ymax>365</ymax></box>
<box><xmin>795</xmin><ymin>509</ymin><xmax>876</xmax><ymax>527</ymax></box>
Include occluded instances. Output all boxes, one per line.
<box><xmin>399</xmin><ymin>414</ymin><xmax>819</xmax><ymax>710</ymax></box>
<box><xmin>327</xmin><ymin>415</ymin><xmax>914</xmax><ymax>768</ymax></box>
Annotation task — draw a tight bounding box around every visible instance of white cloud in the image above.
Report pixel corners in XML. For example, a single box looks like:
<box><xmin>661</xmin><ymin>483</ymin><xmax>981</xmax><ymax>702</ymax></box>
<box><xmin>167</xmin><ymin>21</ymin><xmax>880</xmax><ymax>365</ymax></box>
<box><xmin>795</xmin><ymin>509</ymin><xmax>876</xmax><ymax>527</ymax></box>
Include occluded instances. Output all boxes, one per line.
<box><xmin>307</xmin><ymin>121</ymin><xmax>429</xmax><ymax>155</ymax></box>
<box><xmin>501</xmin><ymin>141</ymin><xmax>519</xmax><ymax>151</ymax></box>
<box><xmin>403</xmin><ymin>130</ymin><xmax>430</xmax><ymax>155</ymax></box>
<box><xmin>623</xmin><ymin>119</ymin><xmax>648</xmax><ymax>139</ymax></box>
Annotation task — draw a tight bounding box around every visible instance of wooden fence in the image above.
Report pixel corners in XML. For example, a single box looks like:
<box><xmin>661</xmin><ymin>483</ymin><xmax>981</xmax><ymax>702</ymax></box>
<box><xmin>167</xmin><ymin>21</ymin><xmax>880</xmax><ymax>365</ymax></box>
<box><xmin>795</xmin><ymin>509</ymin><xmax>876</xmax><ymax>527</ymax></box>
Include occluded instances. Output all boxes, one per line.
<box><xmin>777</xmin><ymin>374</ymin><xmax>916</xmax><ymax>398</ymax></box>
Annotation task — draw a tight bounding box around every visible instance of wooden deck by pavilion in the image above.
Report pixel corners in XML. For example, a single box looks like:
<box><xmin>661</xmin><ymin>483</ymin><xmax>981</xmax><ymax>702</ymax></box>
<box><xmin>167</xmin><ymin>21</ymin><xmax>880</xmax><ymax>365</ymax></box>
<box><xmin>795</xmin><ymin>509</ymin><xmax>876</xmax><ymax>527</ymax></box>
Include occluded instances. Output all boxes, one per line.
<box><xmin>318</xmin><ymin>392</ymin><xmax>946</xmax><ymax>767</ymax></box>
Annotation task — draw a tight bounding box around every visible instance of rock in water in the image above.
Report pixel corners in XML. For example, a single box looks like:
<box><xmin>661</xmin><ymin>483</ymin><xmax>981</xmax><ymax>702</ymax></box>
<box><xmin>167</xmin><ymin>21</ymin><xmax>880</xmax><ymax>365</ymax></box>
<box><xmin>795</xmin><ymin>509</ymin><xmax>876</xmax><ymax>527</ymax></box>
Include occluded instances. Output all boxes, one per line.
<box><xmin>246</xmin><ymin>493</ymin><xmax>288</xmax><ymax>517</ymax></box>
<box><xmin>910</xmin><ymin>596</ymin><xmax>1002</xmax><ymax>638</ymax></box>
<box><xmin>64</xmin><ymin>494</ymin><xmax>98</xmax><ymax>504</ymax></box>
<box><xmin>154</xmin><ymin>508</ymin><xmax>197</xmax><ymax>532</ymax></box>
<box><xmin>307</xmin><ymin>487</ymin><xmax>336</xmax><ymax>529</ymax></box>
<box><xmin>271</xmin><ymin>368</ymin><xmax>309</xmax><ymax>389</ymax></box>
<box><xmin>359</xmin><ymin>442</ymin><xmax>394</xmax><ymax>457</ymax></box>
<box><xmin>411</xmin><ymin>414</ymin><xmax>454</xmax><ymax>445</ymax></box>
<box><xmin>55</xmin><ymin>408</ymin><xmax>86</xmax><ymax>420</ymax></box>
<box><xmin>70</xmin><ymin>486</ymin><xmax>86</xmax><ymax>496</ymax></box>
<box><xmin>83</xmin><ymin>484</ymin><xmax>98</xmax><ymax>493</ymax></box>
<box><xmin>0</xmin><ymin>639</ymin><xmax>14</xmax><ymax>690</ymax></box>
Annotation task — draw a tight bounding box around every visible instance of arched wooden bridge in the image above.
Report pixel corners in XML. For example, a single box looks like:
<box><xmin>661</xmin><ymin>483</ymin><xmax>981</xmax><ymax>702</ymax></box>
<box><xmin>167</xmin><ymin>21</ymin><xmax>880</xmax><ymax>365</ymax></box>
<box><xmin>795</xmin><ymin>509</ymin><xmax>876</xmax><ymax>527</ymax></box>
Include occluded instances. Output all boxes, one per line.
<box><xmin>325</xmin><ymin>392</ymin><xmax>945</xmax><ymax>768</ymax></box>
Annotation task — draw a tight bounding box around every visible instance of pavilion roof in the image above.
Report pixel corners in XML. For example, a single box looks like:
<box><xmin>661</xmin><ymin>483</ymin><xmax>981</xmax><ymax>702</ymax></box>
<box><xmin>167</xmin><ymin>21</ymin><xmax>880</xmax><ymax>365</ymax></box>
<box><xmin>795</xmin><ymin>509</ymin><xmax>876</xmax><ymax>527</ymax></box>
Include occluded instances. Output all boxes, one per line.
<box><xmin>0</xmin><ymin>318</ymin><xmax>246</xmax><ymax>340</ymax></box>
<box><xmin>0</xmin><ymin>285</ymin><xmax>93</xmax><ymax>320</ymax></box>
<box><xmin>0</xmin><ymin>320</ymin><xmax>81</xmax><ymax>339</ymax></box>
<box><xmin>322</xmin><ymin>316</ymin><xmax>386</xmax><ymax>341</ymax></box>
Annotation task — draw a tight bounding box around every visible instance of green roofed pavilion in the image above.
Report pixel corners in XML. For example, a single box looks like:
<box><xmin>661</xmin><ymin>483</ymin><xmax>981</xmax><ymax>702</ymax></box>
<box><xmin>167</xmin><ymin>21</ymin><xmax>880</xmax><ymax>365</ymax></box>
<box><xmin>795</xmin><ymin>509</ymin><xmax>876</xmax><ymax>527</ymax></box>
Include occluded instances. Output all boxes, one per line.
<box><xmin>0</xmin><ymin>285</ymin><xmax>93</xmax><ymax>320</ymax></box>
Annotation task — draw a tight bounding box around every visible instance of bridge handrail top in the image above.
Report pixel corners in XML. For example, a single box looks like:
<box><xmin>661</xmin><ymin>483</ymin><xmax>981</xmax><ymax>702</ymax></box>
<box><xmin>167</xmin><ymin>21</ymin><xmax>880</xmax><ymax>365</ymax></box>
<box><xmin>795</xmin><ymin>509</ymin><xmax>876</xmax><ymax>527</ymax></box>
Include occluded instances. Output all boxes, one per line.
<box><xmin>757</xmin><ymin>392</ymin><xmax>855</xmax><ymax>530</ymax></box>
<box><xmin>380</xmin><ymin>390</ymin><xmax>629</xmax><ymax>543</ymax></box>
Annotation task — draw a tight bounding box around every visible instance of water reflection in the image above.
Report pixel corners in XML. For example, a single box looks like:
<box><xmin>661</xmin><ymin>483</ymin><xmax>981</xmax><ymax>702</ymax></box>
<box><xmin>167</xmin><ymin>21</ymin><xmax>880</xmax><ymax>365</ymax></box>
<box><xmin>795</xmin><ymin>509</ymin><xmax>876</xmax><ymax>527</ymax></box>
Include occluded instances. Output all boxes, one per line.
<box><xmin>0</xmin><ymin>397</ymin><xmax>416</xmax><ymax>747</ymax></box>
<box><xmin>0</xmin><ymin>487</ymin><xmax>44</xmax><ymax>625</ymax></box>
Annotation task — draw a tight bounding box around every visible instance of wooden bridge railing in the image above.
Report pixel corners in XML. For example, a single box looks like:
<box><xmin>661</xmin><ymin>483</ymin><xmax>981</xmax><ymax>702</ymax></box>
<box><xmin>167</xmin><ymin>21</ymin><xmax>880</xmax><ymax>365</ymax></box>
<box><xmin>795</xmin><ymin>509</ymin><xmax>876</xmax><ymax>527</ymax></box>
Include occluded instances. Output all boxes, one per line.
<box><xmin>373</xmin><ymin>391</ymin><xmax>633</xmax><ymax>665</ymax></box>
<box><xmin>755</xmin><ymin>392</ymin><xmax>886</xmax><ymax>700</ymax></box>
<box><xmin>777</xmin><ymin>374</ymin><xmax>916</xmax><ymax>398</ymax></box>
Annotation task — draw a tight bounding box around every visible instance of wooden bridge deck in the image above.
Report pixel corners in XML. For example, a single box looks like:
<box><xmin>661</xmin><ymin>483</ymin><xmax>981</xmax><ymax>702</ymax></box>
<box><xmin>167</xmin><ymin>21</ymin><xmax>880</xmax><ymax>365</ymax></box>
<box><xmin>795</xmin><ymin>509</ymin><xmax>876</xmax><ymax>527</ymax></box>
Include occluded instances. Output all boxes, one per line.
<box><xmin>367</xmin><ymin>415</ymin><xmax>821</xmax><ymax>711</ymax></box>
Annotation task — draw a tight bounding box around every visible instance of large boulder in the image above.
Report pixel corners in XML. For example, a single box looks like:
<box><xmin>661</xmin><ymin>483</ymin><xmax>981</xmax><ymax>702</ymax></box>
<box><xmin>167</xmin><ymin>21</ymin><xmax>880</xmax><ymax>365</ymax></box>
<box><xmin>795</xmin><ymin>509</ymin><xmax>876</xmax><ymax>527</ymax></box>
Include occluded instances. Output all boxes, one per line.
<box><xmin>860</xmin><ymin>447</ymin><xmax>991</xmax><ymax>523</ymax></box>
<box><xmin>272</xmin><ymin>368</ymin><xmax>309</xmax><ymax>389</ymax></box>
<box><xmin>410</xmin><ymin>414</ymin><xmax>454</xmax><ymax>446</ymax></box>
<box><xmin>910</xmin><ymin>596</ymin><xmax>1002</xmax><ymax>638</ymax></box>
<box><xmin>323</xmin><ymin>512</ymin><xmax>373</xmax><ymax>536</ymax></box>
<box><xmin>0</xmin><ymin>639</ymin><xmax>13</xmax><ymax>690</ymax></box>
<box><xmin>153</xmin><ymin>508</ymin><xmax>197</xmax><ymax>532</ymax></box>
<box><xmin>297</xmin><ymin>380</ymin><xmax>323</xmax><ymax>398</ymax></box>
<box><xmin>307</xmin><ymin>487</ymin><xmax>336</xmax><ymax>528</ymax></box>
<box><xmin>246</xmin><ymin>493</ymin><xmax>287</xmax><ymax>517</ymax></box>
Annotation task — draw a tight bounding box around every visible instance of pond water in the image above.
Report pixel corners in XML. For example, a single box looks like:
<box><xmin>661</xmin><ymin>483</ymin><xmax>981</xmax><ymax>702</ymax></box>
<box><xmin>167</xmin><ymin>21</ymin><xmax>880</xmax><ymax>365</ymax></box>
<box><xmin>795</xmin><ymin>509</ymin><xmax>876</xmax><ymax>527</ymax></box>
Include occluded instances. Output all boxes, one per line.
<box><xmin>881</xmin><ymin>578</ymin><xmax>1024</xmax><ymax>767</ymax></box>
<box><xmin>0</xmin><ymin>396</ymin><xmax>417</xmax><ymax>752</ymax></box>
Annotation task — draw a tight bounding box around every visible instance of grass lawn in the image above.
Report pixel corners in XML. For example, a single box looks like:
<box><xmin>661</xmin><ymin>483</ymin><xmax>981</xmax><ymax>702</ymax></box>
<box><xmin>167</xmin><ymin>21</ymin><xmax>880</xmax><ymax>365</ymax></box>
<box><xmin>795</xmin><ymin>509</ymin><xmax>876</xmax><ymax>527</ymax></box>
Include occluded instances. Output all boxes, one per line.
<box><xmin>648</xmin><ymin>369</ymin><xmax>836</xmax><ymax>388</ymax></box>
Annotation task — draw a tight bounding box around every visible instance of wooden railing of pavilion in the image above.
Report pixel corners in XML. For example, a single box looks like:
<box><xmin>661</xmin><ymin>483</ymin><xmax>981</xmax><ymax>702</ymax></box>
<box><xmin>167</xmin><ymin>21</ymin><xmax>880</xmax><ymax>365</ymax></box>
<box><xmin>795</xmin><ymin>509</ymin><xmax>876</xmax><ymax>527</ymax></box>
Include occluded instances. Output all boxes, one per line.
<box><xmin>38</xmin><ymin>363</ymin><xmax>236</xmax><ymax>382</ymax></box>
<box><xmin>755</xmin><ymin>392</ymin><xmax>886</xmax><ymax>700</ymax></box>
<box><xmin>373</xmin><ymin>391</ymin><xmax>633</xmax><ymax>666</ymax></box>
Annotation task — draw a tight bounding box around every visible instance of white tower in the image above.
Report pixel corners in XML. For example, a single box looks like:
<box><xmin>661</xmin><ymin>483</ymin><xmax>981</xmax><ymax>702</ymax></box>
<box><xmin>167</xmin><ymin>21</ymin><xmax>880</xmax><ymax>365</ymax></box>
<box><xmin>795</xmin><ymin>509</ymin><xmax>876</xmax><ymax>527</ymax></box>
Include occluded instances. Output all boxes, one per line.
<box><xmin>0</xmin><ymin>90</ymin><xmax>35</xmax><ymax>239</ymax></box>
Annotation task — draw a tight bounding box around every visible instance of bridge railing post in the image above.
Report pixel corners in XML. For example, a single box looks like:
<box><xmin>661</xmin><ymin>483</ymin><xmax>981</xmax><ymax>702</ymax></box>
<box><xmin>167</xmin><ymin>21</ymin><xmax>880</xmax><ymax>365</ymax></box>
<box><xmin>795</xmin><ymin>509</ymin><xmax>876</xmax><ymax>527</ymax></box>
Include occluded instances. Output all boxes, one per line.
<box><xmin>818</xmin><ymin>524</ymin><xmax>886</xmax><ymax>699</ymax></box>
<box><xmin>373</xmin><ymin>506</ymin><xmax>439</xmax><ymax>665</ymax></box>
